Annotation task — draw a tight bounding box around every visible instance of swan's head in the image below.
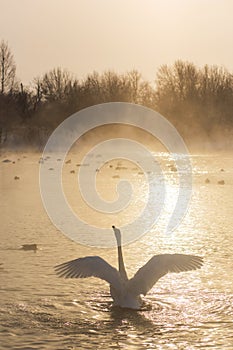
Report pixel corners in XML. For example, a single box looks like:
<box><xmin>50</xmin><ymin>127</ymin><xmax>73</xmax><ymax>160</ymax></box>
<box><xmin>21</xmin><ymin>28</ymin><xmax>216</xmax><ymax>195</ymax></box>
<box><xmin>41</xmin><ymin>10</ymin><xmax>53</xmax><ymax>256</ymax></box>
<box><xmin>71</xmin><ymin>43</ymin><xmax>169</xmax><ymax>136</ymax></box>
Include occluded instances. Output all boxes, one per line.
<box><xmin>112</xmin><ymin>225</ymin><xmax>122</xmax><ymax>245</ymax></box>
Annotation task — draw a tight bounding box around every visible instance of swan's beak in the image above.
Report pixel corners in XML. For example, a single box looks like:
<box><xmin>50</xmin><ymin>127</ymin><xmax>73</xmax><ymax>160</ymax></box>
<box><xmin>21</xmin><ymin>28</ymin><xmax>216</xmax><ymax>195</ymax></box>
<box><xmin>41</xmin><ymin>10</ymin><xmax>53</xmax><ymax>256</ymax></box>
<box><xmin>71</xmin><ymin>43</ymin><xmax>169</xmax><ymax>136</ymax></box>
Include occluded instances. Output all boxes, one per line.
<box><xmin>112</xmin><ymin>225</ymin><xmax>115</xmax><ymax>229</ymax></box>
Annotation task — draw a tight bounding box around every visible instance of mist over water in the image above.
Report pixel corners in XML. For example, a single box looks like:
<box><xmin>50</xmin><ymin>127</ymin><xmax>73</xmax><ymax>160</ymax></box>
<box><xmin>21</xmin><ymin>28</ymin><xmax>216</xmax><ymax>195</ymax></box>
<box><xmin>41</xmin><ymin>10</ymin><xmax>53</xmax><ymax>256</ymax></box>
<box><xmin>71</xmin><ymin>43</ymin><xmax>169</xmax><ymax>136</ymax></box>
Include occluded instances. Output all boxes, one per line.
<box><xmin>0</xmin><ymin>150</ymin><xmax>233</xmax><ymax>349</ymax></box>
<box><xmin>2</xmin><ymin>119</ymin><xmax>233</xmax><ymax>159</ymax></box>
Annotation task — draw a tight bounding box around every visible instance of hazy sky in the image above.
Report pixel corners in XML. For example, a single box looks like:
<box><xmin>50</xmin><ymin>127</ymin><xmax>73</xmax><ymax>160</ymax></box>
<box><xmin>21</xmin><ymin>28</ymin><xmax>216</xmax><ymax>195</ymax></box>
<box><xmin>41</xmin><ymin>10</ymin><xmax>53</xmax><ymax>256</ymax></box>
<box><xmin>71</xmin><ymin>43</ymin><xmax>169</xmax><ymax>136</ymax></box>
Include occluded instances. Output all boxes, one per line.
<box><xmin>1</xmin><ymin>0</ymin><xmax>233</xmax><ymax>84</ymax></box>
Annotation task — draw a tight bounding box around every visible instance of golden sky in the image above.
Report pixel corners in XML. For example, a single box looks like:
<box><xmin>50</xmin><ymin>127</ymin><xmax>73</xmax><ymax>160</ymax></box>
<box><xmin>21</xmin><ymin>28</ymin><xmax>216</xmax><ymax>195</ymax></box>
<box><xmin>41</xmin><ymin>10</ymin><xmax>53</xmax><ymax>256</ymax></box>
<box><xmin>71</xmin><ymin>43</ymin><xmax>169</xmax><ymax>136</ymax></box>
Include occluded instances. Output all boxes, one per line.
<box><xmin>1</xmin><ymin>0</ymin><xmax>233</xmax><ymax>84</ymax></box>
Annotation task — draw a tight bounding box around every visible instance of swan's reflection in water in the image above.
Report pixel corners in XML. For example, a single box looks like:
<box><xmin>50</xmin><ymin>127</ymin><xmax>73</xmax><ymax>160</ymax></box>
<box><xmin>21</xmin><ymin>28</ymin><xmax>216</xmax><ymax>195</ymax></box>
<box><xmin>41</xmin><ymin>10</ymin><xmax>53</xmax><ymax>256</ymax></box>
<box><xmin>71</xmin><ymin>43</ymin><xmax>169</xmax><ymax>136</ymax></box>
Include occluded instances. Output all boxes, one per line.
<box><xmin>109</xmin><ymin>304</ymin><xmax>162</xmax><ymax>332</ymax></box>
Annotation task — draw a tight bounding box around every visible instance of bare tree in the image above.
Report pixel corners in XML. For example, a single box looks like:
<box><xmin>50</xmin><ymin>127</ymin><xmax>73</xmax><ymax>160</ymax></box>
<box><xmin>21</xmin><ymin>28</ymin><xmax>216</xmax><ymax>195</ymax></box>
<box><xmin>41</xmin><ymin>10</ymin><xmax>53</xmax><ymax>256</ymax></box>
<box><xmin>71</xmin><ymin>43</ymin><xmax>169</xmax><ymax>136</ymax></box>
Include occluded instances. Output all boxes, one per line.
<box><xmin>39</xmin><ymin>67</ymin><xmax>75</xmax><ymax>101</ymax></box>
<box><xmin>0</xmin><ymin>40</ymin><xmax>16</xmax><ymax>93</ymax></box>
<box><xmin>155</xmin><ymin>60</ymin><xmax>199</xmax><ymax>103</ymax></box>
<box><xmin>32</xmin><ymin>77</ymin><xmax>44</xmax><ymax>110</ymax></box>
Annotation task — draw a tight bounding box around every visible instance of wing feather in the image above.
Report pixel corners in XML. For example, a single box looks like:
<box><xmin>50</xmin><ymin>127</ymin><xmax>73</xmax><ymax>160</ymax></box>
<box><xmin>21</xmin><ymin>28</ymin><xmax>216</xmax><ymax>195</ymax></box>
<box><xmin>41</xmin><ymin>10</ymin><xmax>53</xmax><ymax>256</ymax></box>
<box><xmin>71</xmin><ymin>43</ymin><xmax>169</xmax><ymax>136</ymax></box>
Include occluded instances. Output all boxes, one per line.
<box><xmin>128</xmin><ymin>254</ymin><xmax>203</xmax><ymax>296</ymax></box>
<box><xmin>55</xmin><ymin>256</ymin><xmax>122</xmax><ymax>290</ymax></box>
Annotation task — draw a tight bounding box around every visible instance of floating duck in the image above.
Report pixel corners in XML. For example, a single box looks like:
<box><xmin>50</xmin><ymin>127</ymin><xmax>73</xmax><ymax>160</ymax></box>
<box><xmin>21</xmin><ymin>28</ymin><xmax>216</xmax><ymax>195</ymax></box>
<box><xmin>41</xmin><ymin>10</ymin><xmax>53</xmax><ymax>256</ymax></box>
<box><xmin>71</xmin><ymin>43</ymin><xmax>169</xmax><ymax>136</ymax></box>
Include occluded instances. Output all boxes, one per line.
<box><xmin>21</xmin><ymin>244</ymin><xmax>38</xmax><ymax>251</ymax></box>
<box><xmin>218</xmin><ymin>180</ymin><xmax>225</xmax><ymax>185</ymax></box>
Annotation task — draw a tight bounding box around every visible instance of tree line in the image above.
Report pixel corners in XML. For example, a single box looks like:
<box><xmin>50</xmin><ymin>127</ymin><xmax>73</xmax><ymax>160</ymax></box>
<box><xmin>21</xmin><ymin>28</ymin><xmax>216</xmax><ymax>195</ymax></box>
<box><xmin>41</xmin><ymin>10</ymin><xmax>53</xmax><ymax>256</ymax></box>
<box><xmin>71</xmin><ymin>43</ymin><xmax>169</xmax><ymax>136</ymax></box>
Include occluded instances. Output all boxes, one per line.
<box><xmin>0</xmin><ymin>39</ymin><xmax>233</xmax><ymax>149</ymax></box>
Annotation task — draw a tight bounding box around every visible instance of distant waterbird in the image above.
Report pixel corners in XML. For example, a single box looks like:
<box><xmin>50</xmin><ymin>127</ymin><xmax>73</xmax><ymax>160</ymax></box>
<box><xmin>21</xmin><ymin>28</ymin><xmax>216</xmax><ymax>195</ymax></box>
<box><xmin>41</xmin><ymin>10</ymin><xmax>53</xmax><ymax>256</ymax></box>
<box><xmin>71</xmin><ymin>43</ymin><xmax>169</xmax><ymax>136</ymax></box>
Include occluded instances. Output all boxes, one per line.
<box><xmin>55</xmin><ymin>227</ymin><xmax>203</xmax><ymax>310</ymax></box>
<box><xmin>218</xmin><ymin>180</ymin><xmax>225</xmax><ymax>185</ymax></box>
<box><xmin>20</xmin><ymin>244</ymin><xmax>38</xmax><ymax>251</ymax></box>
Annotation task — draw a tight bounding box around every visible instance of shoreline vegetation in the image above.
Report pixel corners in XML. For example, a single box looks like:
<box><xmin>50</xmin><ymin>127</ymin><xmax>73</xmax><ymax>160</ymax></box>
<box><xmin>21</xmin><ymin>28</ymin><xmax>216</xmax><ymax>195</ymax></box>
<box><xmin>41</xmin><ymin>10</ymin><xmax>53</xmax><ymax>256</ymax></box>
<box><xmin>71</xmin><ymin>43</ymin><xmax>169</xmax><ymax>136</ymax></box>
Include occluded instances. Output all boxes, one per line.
<box><xmin>1</xmin><ymin>40</ymin><xmax>233</xmax><ymax>153</ymax></box>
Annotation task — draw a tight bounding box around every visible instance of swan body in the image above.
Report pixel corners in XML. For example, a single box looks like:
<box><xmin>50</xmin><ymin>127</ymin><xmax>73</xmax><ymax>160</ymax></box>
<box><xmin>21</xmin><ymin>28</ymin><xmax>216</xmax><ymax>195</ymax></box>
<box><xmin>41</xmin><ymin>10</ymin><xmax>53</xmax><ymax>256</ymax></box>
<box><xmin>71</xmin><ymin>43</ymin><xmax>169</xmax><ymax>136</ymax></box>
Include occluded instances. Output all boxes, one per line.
<box><xmin>55</xmin><ymin>226</ymin><xmax>203</xmax><ymax>310</ymax></box>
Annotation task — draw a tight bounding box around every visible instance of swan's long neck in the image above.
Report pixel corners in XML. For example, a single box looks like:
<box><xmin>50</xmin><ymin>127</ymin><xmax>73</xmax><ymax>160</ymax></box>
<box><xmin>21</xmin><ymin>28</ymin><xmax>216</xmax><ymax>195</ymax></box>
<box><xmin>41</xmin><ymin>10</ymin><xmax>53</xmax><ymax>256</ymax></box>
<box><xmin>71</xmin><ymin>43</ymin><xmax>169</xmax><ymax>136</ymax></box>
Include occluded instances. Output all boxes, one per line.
<box><xmin>113</xmin><ymin>227</ymin><xmax>128</xmax><ymax>281</ymax></box>
<box><xmin>117</xmin><ymin>244</ymin><xmax>128</xmax><ymax>281</ymax></box>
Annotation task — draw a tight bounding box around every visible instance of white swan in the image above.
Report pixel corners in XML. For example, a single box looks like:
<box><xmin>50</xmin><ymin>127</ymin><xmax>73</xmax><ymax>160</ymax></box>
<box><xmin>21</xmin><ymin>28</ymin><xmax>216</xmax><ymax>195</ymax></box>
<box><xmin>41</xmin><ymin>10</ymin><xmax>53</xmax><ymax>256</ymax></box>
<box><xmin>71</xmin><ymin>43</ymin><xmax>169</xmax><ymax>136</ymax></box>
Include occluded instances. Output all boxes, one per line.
<box><xmin>55</xmin><ymin>226</ymin><xmax>203</xmax><ymax>309</ymax></box>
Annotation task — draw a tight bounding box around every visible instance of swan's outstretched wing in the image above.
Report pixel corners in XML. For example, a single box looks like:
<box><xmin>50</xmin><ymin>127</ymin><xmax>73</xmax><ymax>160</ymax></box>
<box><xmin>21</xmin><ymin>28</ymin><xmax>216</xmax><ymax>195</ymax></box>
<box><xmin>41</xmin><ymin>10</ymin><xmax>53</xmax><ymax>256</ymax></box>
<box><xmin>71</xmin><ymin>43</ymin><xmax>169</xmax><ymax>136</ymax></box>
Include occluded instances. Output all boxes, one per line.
<box><xmin>128</xmin><ymin>254</ymin><xmax>203</xmax><ymax>296</ymax></box>
<box><xmin>54</xmin><ymin>256</ymin><xmax>122</xmax><ymax>290</ymax></box>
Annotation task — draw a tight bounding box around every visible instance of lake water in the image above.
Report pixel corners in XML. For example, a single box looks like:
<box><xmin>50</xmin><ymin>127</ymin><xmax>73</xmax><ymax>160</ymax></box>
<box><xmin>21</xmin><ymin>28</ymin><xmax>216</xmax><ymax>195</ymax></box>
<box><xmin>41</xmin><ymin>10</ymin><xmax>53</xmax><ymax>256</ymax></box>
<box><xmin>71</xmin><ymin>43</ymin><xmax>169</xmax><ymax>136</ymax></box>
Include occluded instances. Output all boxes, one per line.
<box><xmin>0</xmin><ymin>152</ymin><xmax>233</xmax><ymax>349</ymax></box>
